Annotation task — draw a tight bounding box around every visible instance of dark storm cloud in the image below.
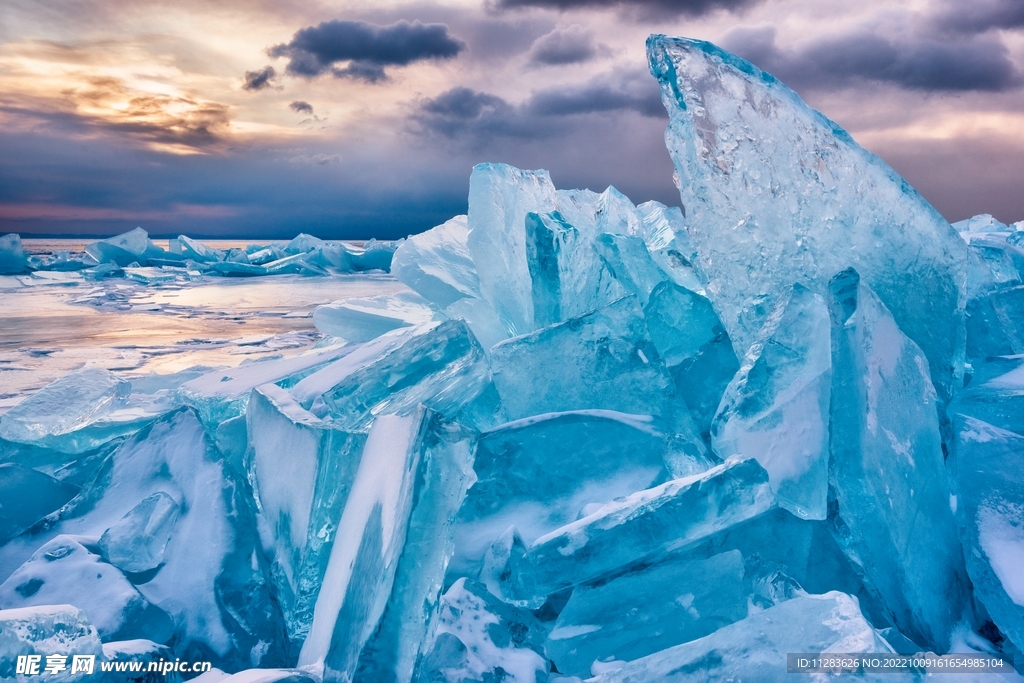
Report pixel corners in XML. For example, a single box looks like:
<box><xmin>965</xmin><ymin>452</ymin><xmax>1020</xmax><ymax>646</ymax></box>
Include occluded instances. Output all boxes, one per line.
<box><xmin>289</xmin><ymin>101</ymin><xmax>313</xmax><ymax>114</ymax></box>
<box><xmin>528</xmin><ymin>25</ymin><xmax>599</xmax><ymax>65</ymax></box>
<box><xmin>931</xmin><ymin>0</ymin><xmax>1024</xmax><ymax>35</ymax></box>
<box><xmin>242</xmin><ymin>65</ymin><xmax>277</xmax><ymax>91</ymax></box>
<box><xmin>268</xmin><ymin>19</ymin><xmax>464</xmax><ymax>82</ymax></box>
<box><xmin>412</xmin><ymin>68</ymin><xmax>663</xmax><ymax>141</ymax></box>
<box><xmin>494</xmin><ymin>0</ymin><xmax>760</xmax><ymax>19</ymax></box>
<box><xmin>722</xmin><ymin>25</ymin><xmax>1022</xmax><ymax>92</ymax></box>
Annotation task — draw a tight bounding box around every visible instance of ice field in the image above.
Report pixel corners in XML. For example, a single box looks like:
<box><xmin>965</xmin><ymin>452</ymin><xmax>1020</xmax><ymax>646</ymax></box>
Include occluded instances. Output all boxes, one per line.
<box><xmin>2</xmin><ymin>34</ymin><xmax>1024</xmax><ymax>682</ymax></box>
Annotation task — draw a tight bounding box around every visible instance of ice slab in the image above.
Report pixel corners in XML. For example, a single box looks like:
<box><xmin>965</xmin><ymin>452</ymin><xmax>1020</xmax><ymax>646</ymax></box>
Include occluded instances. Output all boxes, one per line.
<box><xmin>951</xmin><ymin>356</ymin><xmax>1024</xmax><ymax>436</ymax></box>
<box><xmin>0</xmin><ymin>464</ymin><xmax>78</xmax><ymax>544</ymax></box>
<box><xmin>416</xmin><ymin>578</ymin><xmax>547</xmax><ymax>683</ymax></box>
<box><xmin>490</xmin><ymin>297</ymin><xmax>675</xmax><ymax>421</ymax></box>
<box><xmin>312</xmin><ymin>291</ymin><xmax>441</xmax><ymax>343</ymax></box>
<box><xmin>97</xmin><ymin>492</ymin><xmax>179</xmax><ymax>575</ymax></box>
<box><xmin>712</xmin><ymin>284</ymin><xmax>831</xmax><ymax>520</ymax></box>
<box><xmin>0</xmin><ymin>536</ymin><xmax>173</xmax><ymax>643</ymax></box>
<box><xmin>827</xmin><ymin>269</ymin><xmax>969</xmax><ymax>649</ymax></box>
<box><xmin>178</xmin><ymin>342</ymin><xmax>351</xmax><ymax>428</ymax></box>
<box><xmin>588</xmin><ymin>592</ymin><xmax>896</xmax><ymax>682</ymax></box>
<box><xmin>647</xmin><ymin>35</ymin><xmax>968</xmax><ymax>400</ymax></box>
<box><xmin>510</xmin><ymin>457</ymin><xmax>772</xmax><ymax>605</ymax></box>
<box><xmin>644</xmin><ymin>280</ymin><xmax>738</xmax><ymax>437</ymax></box>
<box><xmin>246</xmin><ymin>384</ymin><xmax>366</xmax><ymax>643</ymax></box>
<box><xmin>0</xmin><ymin>409</ymin><xmax>286</xmax><ymax>671</ymax></box>
<box><xmin>955</xmin><ymin>214</ymin><xmax>1010</xmax><ymax>233</ymax></box>
<box><xmin>966</xmin><ymin>284</ymin><xmax>1024</xmax><ymax>359</ymax></box>
<box><xmin>637</xmin><ymin>201</ymin><xmax>705</xmax><ymax>293</ymax></box>
<box><xmin>84</xmin><ymin>228</ymin><xmax>166</xmax><ymax>267</ymax></box>
<box><xmin>391</xmin><ymin>215</ymin><xmax>481</xmax><ymax>308</ymax></box>
<box><xmin>453</xmin><ymin>410</ymin><xmax>671</xmax><ymax>574</ymax></box>
<box><xmin>177</xmin><ymin>235</ymin><xmax>223</xmax><ymax>263</ymax></box>
<box><xmin>467</xmin><ymin>163</ymin><xmax>557</xmax><ymax>337</ymax></box>
<box><xmin>297</xmin><ymin>410</ymin><xmax>426</xmax><ymax>682</ymax></box>
<box><xmin>546</xmin><ymin>550</ymin><xmax>748</xmax><ymax>677</ymax></box>
<box><xmin>0</xmin><ymin>368</ymin><xmax>152</xmax><ymax>455</ymax></box>
<box><xmin>313</xmin><ymin>320</ymin><xmax>490</xmax><ymax>432</ymax></box>
<box><xmin>0</xmin><ymin>234</ymin><xmax>31</xmax><ymax>275</ymax></box>
<box><xmin>950</xmin><ymin>416</ymin><xmax>1024</xmax><ymax>651</ymax></box>
<box><xmin>355</xmin><ymin>414</ymin><xmax>476</xmax><ymax>683</ymax></box>
<box><xmin>0</xmin><ymin>605</ymin><xmax>102</xmax><ymax>681</ymax></box>
<box><xmin>526</xmin><ymin>210</ymin><xmax>622</xmax><ymax>327</ymax></box>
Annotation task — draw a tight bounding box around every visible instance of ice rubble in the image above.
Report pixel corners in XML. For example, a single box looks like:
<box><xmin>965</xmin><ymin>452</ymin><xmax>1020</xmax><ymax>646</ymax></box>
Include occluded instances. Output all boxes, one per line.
<box><xmin>2</xmin><ymin>228</ymin><xmax>400</xmax><ymax>282</ymax></box>
<box><xmin>3</xmin><ymin>34</ymin><xmax>1024</xmax><ymax>683</ymax></box>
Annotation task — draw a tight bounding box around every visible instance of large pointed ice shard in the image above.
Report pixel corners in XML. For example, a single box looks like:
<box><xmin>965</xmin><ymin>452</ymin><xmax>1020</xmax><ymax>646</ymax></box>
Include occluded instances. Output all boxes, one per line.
<box><xmin>466</xmin><ymin>163</ymin><xmax>557</xmax><ymax>336</ymax></box>
<box><xmin>949</xmin><ymin>415</ymin><xmax>1024</xmax><ymax>651</ymax></box>
<box><xmin>712</xmin><ymin>283</ymin><xmax>831</xmax><ymax>520</ymax></box>
<box><xmin>827</xmin><ymin>269</ymin><xmax>969</xmax><ymax>649</ymax></box>
<box><xmin>246</xmin><ymin>384</ymin><xmax>366</xmax><ymax>644</ymax></box>
<box><xmin>647</xmin><ymin>35</ymin><xmax>968</xmax><ymax>399</ymax></box>
<box><xmin>297</xmin><ymin>410</ymin><xmax>426</xmax><ymax>682</ymax></box>
<box><xmin>509</xmin><ymin>457</ymin><xmax>772</xmax><ymax>605</ymax></box>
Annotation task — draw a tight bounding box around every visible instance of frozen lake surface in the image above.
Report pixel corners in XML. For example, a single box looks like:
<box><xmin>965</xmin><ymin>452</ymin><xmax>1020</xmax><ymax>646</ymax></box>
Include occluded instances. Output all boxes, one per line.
<box><xmin>0</xmin><ymin>240</ymin><xmax>406</xmax><ymax>412</ymax></box>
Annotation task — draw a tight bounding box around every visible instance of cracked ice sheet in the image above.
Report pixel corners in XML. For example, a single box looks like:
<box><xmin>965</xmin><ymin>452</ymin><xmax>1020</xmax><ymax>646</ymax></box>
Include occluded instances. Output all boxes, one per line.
<box><xmin>0</xmin><ymin>268</ymin><xmax>409</xmax><ymax>412</ymax></box>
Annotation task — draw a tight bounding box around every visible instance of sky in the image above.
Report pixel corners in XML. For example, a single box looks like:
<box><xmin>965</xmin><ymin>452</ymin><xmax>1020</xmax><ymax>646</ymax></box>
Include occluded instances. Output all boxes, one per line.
<box><xmin>1</xmin><ymin>0</ymin><xmax>1022</xmax><ymax>239</ymax></box>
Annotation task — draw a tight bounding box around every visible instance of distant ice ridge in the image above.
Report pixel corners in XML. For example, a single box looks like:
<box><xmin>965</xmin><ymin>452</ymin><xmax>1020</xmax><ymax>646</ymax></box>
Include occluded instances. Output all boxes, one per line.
<box><xmin>0</xmin><ymin>228</ymin><xmax>401</xmax><ymax>278</ymax></box>
<box><xmin>3</xmin><ymin>34</ymin><xmax>1024</xmax><ymax>683</ymax></box>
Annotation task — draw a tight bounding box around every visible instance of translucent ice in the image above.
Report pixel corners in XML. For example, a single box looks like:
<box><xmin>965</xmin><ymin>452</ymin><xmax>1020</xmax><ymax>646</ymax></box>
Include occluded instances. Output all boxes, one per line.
<box><xmin>589</xmin><ymin>592</ymin><xmax>895</xmax><ymax>682</ymax></box>
<box><xmin>391</xmin><ymin>215</ymin><xmax>481</xmax><ymax>308</ymax></box>
<box><xmin>526</xmin><ymin>211</ymin><xmax>622</xmax><ymax>327</ymax></box>
<box><xmin>0</xmin><ymin>409</ymin><xmax>285</xmax><ymax>670</ymax></box>
<box><xmin>644</xmin><ymin>280</ymin><xmax>738</xmax><ymax>437</ymax></box>
<box><xmin>453</xmin><ymin>410</ymin><xmax>670</xmax><ymax>572</ymax></box>
<box><xmin>0</xmin><ymin>464</ymin><xmax>78</xmax><ymax>544</ymax></box>
<box><xmin>312</xmin><ymin>291</ymin><xmax>441</xmax><ymax>343</ymax></box>
<box><xmin>712</xmin><ymin>284</ymin><xmax>831</xmax><ymax>520</ymax></box>
<box><xmin>636</xmin><ymin>201</ymin><xmax>705</xmax><ymax>293</ymax></box>
<box><xmin>827</xmin><ymin>269</ymin><xmax>969</xmax><ymax>649</ymax></box>
<box><xmin>177</xmin><ymin>235</ymin><xmax>223</xmax><ymax>263</ymax></box>
<box><xmin>0</xmin><ymin>536</ymin><xmax>173</xmax><ymax>643</ymax></box>
<box><xmin>85</xmin><ymin>228</ymin><xmax>163</xmax><ymax>267</ymax></box>
<box><xmin>178</xmin><ymin>342</ymin><xmax>351</xmax><ymax>428</ymax></box>
<box><xmin>313</xmin><ymin>320</ymin><xmax>490</xmax><ymax>432</ymax></box>
<box><xmin>954</xmin><ymin>214</ymin><xmax>1009</xmax><ymax>233</ymax></box>
<box><xmin>647</xmin><ymin>35</ymin><xmax>968</xmax><ymax>399</ymax></box>
<box><xmin>298</xmin><ymin>410</ymin><xmax>426</xmax><ymax>682</ymax></box>
<box><xmin>97</xmin><ymin>492</ymin><xmax>180</xmax><ymax>575</ymax></box>
<box><xmin>246</xmin><ymin>384</ymin><xmax>366</xmax><ymax>643</ymax></box>
<box><xmin>949</xmin><ymin>416</ymin><xmax>1024</xmax><ymax>651</ymax></box>
<box><xmin>545</xmin><ymin>550</ymin><xmax>748</xmax><ymax>677</ymax></box>
<box><xmin>355</xmin><ymin>414</ymin><xmax>476</xmax><ymax>683</ymax></box>
<box><xmin>416</xmin><ymin>578</ymin><xmax>547</xmax><ymax>683</ymax></box>
<box><xmin>510</xmin><ymin>457</ymin><xmax>772</xmax><ymax>604</ymax></box>
<box><xmin>466</xmin><ymin>163</ymin><xmax>557</xmax><ymax>336</ymax></box>
<box><xmin>0</xmin><ymin>368</ymin><xmax>143</xmax><ymax>454</ymax></box>
<box><xmin>490</xmin><ymin>297</ymin><xmax>674</xmax><ymax>421</ymax></box>
<box><xmin>594</xmin><ymin>233</ymin><xmax>666</xmax><ymax>307</ymax></box>
<box><xmin>0</xmin><ymin>605</ymin><xmax>102</xmax><ymax>681</ymax></box>
<box><xmin>0</xmin><ymin>234</ymin><xmax>31</xmax><ymax>275</ymax></box>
